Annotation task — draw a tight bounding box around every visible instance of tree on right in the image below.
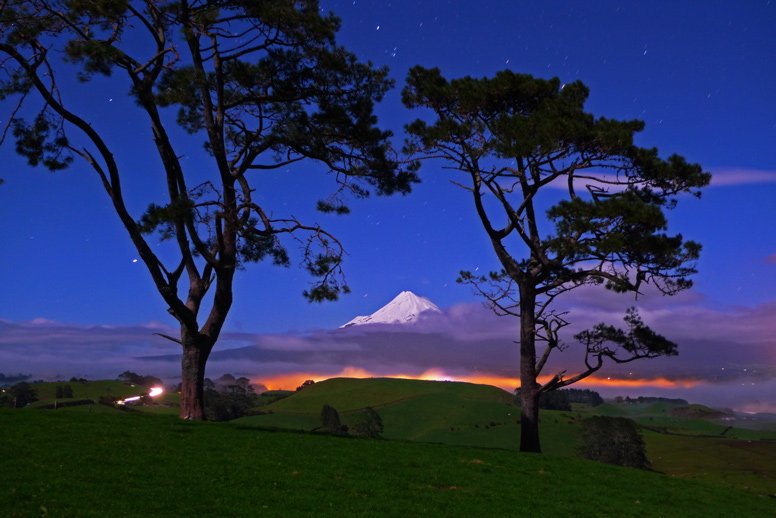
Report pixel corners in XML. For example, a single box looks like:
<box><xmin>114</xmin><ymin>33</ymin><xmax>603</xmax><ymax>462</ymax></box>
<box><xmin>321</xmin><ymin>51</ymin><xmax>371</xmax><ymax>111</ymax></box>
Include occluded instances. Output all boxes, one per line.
<box><xmin>402</xmin><ymin>67</ymin><xmax>711</xmax><ymax>453</ymax></box>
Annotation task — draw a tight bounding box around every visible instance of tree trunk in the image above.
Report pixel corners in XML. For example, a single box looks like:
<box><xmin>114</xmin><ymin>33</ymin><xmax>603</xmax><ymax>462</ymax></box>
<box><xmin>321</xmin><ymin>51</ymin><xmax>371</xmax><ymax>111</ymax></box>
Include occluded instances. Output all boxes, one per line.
<box><xmin>179</xmin><ymin>334</ymin><xmax>212</xmax><ymax>420</ymax></box>
<box><xmin>519</xmin><ymin>386</ymin><xmax>541</xmax><ymax>453</ymax></box>
<box><xmin>519</xmin><ymin>285</ymin><xmax>542</xmax><ymax>453</ymax></box>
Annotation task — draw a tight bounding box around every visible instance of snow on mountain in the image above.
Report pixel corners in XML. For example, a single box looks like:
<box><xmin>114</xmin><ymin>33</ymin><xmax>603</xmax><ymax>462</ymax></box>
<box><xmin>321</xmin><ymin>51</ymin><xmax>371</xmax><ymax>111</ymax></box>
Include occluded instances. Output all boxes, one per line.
<box><xmin>340</xmin><ymin>291</ymin><xmax>441</xmax><ymax>328</ymax></box>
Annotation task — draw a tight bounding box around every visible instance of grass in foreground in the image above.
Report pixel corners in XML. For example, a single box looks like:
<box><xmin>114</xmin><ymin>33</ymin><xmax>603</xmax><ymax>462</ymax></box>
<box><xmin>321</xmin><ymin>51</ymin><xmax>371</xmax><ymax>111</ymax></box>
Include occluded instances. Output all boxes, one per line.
<box><xmin>1</xmin><ymin>409</ymin><xmax>774</xmax><ymax>516</ymax></box>
<box><xmin>237</xmin><ymin>377</ymin><xmax>776</xmax><ymax>496</ymax></box>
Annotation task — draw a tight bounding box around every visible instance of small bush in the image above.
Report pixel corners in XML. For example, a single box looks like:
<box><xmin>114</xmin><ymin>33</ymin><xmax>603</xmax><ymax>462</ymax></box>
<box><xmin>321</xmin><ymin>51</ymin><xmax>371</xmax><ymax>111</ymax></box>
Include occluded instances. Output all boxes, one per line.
<box><xmin>56</xmin><ymin>385</ymin><xmax>74</xmax><ymax>399</ymax></box>
<box><xmin>352</xmin><ymin>407</ymin><xmax>384</xmax><ymax>438</ymax></box>
<box><xmin>320</xmin><ymin>404</ymin><xmax>343</xmax><ymax>434</ymax></box>
<box><xmin>204</xmin><ymin>389</ymin><xmax>255</xmax><ymax>421</ymax></box>
<box><xmin>578</xmin><ymin>416</ymin><xmax>650</xmax><ymax>470</ymax></box>
<box><xmin>2</xmin><ymin>382</ymin><xmax>38</xmax><ymax>408</ymax></box>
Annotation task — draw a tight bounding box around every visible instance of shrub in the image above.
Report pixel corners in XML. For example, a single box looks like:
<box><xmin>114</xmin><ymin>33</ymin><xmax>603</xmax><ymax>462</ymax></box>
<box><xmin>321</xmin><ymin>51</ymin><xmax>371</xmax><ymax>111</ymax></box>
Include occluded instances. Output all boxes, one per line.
<box><xmin>320</xmin><ymin>404</ymin><xmax>343</xmax><ymax>434</ymax></box>
<box><xmin>56</xmin><ymin>385</ymin><xmax>74</xmax><ymax>398</ymax></box>
<box><xmin>4</xmin><ymin>382</ymin><xmax>38</xmax><ymax>408</ymax></box>
<box><xmin>352</xmin><ymin>407</ymin><xmax>384</xmax><ymax>438</ymax></box>
<box><xmin>578</xmin><ymin>416</ymin><xmax>651</xmax><ymax>470</ymax></box>
<box><xmin>204</xmin><ymin>389</ymin><xmax>255</xmax><ymax>421</ymax></box>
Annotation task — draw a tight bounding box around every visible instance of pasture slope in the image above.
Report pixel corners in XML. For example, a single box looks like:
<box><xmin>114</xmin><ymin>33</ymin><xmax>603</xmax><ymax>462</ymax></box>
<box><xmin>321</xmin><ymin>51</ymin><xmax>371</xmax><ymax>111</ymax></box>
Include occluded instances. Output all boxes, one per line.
<box><xmin>1</xmin><ymin>408</ymin><xmax>774</xmax><ymax>516</ymax></box>
<box><xmin>237</xmin><ymin>377</ymin><xmax>776</xmax><ymax>496</ymax></box>
<box><xmin>239</xmin><ymin>377</ymin><xmax>580</xmax><ymax>455</ymax></box>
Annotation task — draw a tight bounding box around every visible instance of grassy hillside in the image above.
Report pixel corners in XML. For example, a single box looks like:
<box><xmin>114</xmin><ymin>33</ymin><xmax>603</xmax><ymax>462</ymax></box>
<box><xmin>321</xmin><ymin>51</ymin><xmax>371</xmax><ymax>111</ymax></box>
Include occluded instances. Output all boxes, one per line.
<box><xmin>16</xmin><ymin>379</ymin><xmax>181</xmax><ymax>416</ymax></box>
<box><xmin>239</xmin><ymin>377</ymin><xmax>584</xmax><ymax>455</ymax></box>
<box><xmin>237</xmin><ymin>377</ymin><xmax>776</xmax><ymax>495</ymax></box>
<box><xmin>1</xmin><ymin>409</ymin><xmax>773</xmax><ymax>516</ymax></box>
<box><xmin>646</xmin><ymin>431</ymin><xmax>776</xmax><ymax>495</ymax></box>
<box><xmin>13</xmin><ymin>376</ymin><xmax>776</xmax><ymax>498</ymax></box>
<box><xmin>27</xmin><ymin>380</ymin><xmax>141</xmax><ymax>405</ymax></box>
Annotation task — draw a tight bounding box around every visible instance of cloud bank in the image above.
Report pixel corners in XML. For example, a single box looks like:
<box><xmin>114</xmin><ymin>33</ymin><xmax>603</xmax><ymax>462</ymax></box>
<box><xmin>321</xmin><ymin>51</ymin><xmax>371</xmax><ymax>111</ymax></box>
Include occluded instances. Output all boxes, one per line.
<box><xmin>2</xmin><ymin>288</ymin><xmax>775</xmax><ymax>411</ymax></box>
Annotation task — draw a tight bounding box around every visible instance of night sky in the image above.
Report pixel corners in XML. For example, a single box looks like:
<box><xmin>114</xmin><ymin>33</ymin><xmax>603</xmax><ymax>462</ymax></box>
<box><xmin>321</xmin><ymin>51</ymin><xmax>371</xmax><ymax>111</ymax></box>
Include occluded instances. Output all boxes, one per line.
<box><xmin>1</xmin><ymin>1</ymin><xmax>775</xmax><ymax>409</ymax></box>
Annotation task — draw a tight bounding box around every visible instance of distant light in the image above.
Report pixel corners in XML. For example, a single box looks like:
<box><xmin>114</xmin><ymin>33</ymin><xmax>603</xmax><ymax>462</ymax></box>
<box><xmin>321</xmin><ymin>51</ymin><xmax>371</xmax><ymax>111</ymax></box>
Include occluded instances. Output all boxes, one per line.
<box><xmin>132</xmin><ymin>259</ymin><xmax>138</xmax><ymax>263</ymax></box>
<box><xmin>116</xmin><ymin>387</ymin><xmax>163</xmax><ymax>405</ymax></box>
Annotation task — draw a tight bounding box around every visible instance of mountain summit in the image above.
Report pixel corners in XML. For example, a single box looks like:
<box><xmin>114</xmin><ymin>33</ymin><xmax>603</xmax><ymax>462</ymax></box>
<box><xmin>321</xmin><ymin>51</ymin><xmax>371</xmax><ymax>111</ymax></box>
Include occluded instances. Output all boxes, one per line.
<box><xmin>341</xmin><ymin>291</ymin><xmax>441</xmax><ymax>328</ymax></box>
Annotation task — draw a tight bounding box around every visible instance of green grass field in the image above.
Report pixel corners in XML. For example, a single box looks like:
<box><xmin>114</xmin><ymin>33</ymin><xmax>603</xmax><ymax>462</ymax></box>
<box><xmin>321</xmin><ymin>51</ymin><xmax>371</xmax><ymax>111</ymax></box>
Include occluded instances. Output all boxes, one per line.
<box><xmin>236</xmin><ymin>377</ymin><xmax>776</xmax><ymax>496</ymax></box>
<box><xmin>239</xmin><ymin>377</ymin><xmax>583</xmax><ymax>456</ymax></box>
<box><xmin>23</xmin><ymin>379</ymin><xmax>181</xmax><ymax>415</ymax></box>
<box><xmin>2</xmin><ymin>408</ymin><xmax>774</xmax><ymax>516</ymax></box>
<box><xmin>26</xmin><ymin>380</ymin><xmax>141</xmax><ymax>406</ymax></box>
<box><xmin>8</xmin><ymin>376</ymin><xmax>776</xmax><ymax>508</ymax></box>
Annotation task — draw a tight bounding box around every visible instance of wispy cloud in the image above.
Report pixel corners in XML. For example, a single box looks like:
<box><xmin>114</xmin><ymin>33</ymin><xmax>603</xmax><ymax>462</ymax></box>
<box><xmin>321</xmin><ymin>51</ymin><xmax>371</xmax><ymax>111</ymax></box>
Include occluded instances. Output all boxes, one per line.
<box><xmin>540</xmin><ymin>166</ymin><xmax>776</xmax><ymax>192</ymax></box>
<box><xmin>708</xmin><ymin>167</ymin><xmax>776</xmax><ymax>187</ymax></box>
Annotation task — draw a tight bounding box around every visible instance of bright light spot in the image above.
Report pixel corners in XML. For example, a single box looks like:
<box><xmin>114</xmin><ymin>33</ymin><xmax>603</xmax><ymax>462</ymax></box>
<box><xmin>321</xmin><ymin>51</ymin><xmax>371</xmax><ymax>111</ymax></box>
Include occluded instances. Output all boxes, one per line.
<box><xmin>117</xmin><ymin>386</ymin><xmax>164</xmax><ymax>405</ymax></box>
<box><xmin>376</xmin><ymin>25</ymin><xmax>380</xmax><ymax>30</ymax></box>
<box><xmin>132</xmin><ymin>259</ymin><xmax>138</xmax><ymax>263</ymax></box>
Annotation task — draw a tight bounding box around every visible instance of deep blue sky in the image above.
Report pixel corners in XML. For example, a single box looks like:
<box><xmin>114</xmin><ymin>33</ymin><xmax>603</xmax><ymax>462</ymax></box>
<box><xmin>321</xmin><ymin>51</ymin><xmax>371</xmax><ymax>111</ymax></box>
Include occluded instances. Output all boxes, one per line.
<box><xmin>1</xmin><ymin>0</ymin><xmax>775</xmax><ymax>335</ymax></box>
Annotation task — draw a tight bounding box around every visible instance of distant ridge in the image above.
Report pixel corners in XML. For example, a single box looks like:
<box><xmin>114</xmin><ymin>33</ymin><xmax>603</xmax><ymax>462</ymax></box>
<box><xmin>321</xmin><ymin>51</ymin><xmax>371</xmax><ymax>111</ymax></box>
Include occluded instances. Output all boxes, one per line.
<box><xmin>341</xmin><ymin>291</ymin><xmax>440</xmax><ymax>328</ymax></box>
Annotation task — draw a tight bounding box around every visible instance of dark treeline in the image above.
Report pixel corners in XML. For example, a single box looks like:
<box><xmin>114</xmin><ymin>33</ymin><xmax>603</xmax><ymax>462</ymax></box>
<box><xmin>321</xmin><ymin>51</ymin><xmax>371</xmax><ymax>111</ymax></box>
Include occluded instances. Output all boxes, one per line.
<box><xmin>614</xmin><ymin>396</ymin><xmax>689</xmax><ymax>405</ymax></box>
<box><xmin>202</xmin><ymin>374</ymin><xmax>259</xmax><ymax>421</ymax></box>
<box><xmin>515</xmin><ymin>388</ymin><xmax>604</xmax><ymax>411</ymax></box>
<box><xmin>0</xmin><ymin>382</ymin><xmax>38</xmax><ymax>408</ymax></box>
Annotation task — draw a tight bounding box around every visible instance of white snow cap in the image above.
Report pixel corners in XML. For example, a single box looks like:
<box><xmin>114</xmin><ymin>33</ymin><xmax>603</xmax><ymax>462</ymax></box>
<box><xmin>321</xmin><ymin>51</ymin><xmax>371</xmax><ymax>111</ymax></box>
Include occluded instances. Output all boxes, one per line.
<box><xmin>341</xmin><ymin>291</ymin><xmax>441</xmax><ymax>328</ymax></box>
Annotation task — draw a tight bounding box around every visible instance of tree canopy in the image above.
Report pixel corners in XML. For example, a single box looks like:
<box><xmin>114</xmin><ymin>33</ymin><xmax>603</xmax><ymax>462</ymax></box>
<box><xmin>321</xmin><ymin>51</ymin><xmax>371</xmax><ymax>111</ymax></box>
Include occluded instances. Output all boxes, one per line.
<box><xmin>403</xmin><ymin>66</ymin><xmax>710</xmax><ymax>452</ymax></box>
<box><xmin>0</xmin><ymin>0</ymin><xmax>416</xmax><ymax>419</ymax></box>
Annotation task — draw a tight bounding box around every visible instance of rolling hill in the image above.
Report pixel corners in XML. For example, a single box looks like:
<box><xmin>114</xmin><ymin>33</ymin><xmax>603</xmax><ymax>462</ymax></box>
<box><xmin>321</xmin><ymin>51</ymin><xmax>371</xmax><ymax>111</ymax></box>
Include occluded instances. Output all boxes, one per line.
<box><xmin>10</xmin><ymin>376</ymin><xmax>776</xmax><ymax>497</ymax></box>
<box><xmin>236</xmin><ymin>377</ymin><xmax>776</xmax><ymax>495</ymax></box>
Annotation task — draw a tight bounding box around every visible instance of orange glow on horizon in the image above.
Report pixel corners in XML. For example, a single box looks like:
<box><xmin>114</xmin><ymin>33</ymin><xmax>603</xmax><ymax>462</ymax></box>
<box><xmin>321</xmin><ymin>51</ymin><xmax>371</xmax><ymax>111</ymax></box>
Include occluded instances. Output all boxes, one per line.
<box><xmin>255</xmin><ymin>367</ymin><xmax>702</xmax><ymax>393</ymax></box>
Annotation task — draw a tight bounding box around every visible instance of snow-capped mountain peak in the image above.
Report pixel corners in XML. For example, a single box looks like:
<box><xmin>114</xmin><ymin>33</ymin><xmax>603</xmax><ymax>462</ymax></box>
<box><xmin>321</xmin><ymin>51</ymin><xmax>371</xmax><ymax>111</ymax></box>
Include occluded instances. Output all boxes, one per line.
<box><xmin>341</xmin><ymin>291</ymin><xmax>441</xmax><ymax>328</ymax></box>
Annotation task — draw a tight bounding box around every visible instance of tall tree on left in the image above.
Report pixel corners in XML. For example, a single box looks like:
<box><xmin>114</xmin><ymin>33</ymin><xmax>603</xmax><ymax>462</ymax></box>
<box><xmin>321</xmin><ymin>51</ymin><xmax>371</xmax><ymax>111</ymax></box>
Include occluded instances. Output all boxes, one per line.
<box><xmin>0</xmin><ymin>1</ymin><xmax>416</xmax><ymax>419</ymax></box>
